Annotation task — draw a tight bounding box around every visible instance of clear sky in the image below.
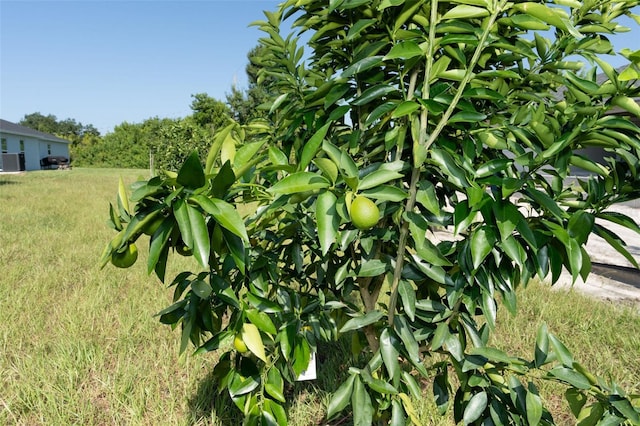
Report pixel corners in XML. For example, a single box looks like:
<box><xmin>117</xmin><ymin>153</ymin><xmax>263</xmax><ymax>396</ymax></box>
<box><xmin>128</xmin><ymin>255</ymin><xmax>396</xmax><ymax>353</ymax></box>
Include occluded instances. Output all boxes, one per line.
<box><xmin>0</xmin><ymin>0</ymin><xmax>280</xmax><ymax>134</ymax></box>
<box><xmin>0</xmin><ymin>1</ymin><xmax>638</xmax><ymax>135</ymax></box>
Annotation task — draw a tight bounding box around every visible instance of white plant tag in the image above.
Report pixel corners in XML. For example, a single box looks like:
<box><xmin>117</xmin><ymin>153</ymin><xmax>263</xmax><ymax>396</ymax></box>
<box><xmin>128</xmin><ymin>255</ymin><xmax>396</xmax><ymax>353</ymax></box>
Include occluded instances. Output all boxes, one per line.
<box><xmin>296</xmin><ymin>351</ymin><xmax>317</xmax><ymax>381</ymax></box>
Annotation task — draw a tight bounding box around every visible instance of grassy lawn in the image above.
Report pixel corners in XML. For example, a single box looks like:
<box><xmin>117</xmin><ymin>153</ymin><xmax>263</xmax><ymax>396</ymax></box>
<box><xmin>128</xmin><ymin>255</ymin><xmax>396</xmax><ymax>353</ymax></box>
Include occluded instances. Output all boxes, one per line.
<box><xmin>1</xmin><ymin>168</ymin><xmax>638</xmax><ymax>425</ymax></box>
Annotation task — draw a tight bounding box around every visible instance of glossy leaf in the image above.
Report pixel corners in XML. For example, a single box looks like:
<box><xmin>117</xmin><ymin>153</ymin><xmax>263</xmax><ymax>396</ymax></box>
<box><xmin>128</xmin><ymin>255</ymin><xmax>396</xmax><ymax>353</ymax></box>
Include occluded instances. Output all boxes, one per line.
<box><xmin>177</xmin><ymin>151</ymin><xmax>206</xmax><ymax>189</ymax></box>
<box><xmin>242</xmin><ymin>323</ymin><xmax>267</xmax><ymax>362</ymax></box>
<box><xmin>340</xmin><ymin>310</ymin><xmax>384</xmax><ymax>333</ymax></box>
<box><xmin>352</xmin><ymin>84</ymin><xmax>397</xmax><ymax>106</ymax></box>
<box><xmin>327</xmin><ymin>374</ymin><xmax>355</xmax><ymax>419</ymax></box>
<box><xmin>192</xmin><ymin>195</ymin><xmax>249</xmax><ymax>244</ymax></box>
<box><xmin>299</xmin><ymin>122</ymin><xmax>331</xmax><ymax>172</ymax></box>
<box><xmin>384</xmin><ymin>40</ymin><xmax>424</xmax><ymax>60</ymax></box>
<box><xmin>267</xmin><ymin>172</ymin><xmax>331</xmax><ymax>195</ymax></box>
<box><xmin>352</xmin><ymin>377</ymin><xmax>374</xmax><ymax>426</ymax></box>
<box><xmin>463</xmin><ymin>391</ymin><xmax>488</xmax><ymax>425</ymax></box>
<box><xmin>316</xmin><ymin>191</ymin><xmax>339</xmax><ymax>255</ymax></box>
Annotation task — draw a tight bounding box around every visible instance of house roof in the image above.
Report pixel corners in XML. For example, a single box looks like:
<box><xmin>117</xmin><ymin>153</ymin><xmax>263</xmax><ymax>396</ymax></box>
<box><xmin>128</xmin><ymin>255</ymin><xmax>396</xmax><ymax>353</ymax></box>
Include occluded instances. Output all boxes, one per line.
<box><xmin>0</xmin><ymin>119</ymin><xmax>71</xmax><ymax>144</ymax></box>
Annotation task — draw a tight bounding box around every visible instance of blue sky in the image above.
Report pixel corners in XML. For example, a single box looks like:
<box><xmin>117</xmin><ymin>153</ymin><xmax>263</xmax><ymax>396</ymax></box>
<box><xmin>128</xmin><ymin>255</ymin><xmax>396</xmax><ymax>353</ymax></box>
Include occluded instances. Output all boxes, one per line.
<box><xmin>1</xmin><ymin>1</ymin><xmax>638</xmax><ymax>135</ymax></box>
<box><xmin>1</xmin><ymin>0</ymin><xmax>280</xmax><ymax>134</ymax></box>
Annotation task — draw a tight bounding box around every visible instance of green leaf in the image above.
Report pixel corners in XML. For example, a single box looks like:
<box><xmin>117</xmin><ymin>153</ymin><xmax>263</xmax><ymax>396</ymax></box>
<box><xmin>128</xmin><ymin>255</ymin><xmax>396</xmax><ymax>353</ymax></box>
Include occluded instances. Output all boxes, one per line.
<box><xmin>476</xmin><ymin>158</ymin><xmax>511</xmax><ymax>178</ymax></box>
<box><xmin>548</xmin><ymin>333</ymin><xmax>574</xmax><ymax>367</ymax></box>
<box><xmin>117</xmin><ymin>177</ymin><xmax>131</xmax><ymax>216</ymax></box>
<box><xmin>384</xmin><ymin>40</ymin><xmax>424</xmax><ymax>60</ymax></box>
<box><xmin>449</xmin><ymin>111</ymin><xmax>487</xmax><ymax>123</ymax></box>
<box><xmin>299</xmin><ymin>122</ymin><xmax>331</xmax><ymax>172</ymax></box>
<box><xmin>609</xmin><ymin>395</ymin><xmax>640</xmax><ymax>424</ymax></box>
<box><xmin>526</xmin><ymin>387</ymin><xmax>543</xmax><ymax>426</ymax></box>
<box><xmin>268</xmin><ymin>145</ymin><xmax>288</xmax><ymax>166</ymax></box>
<box><xmin>392</xmin><ymin>101</ymin><xmax>421</xmax><ymax>118</ymax></box>
<box><xmin>340</xmin><ymin>310</ymin><xmax>384</xmax><ymax>332</ymax></box>
<box><xmin>316</xmin><ymin>191</ymin><xmax>339</xmax><ymax>256</ymax></box>
<box><xmin>509</xmin><ymin>14</ymin><xmax>550</xmax><ymax>30</ymax></box>
<box><xmin>361</xmin><ymin>185</ymin><xmax>408</xmax><ymax>202</ymax></box>
<box><xmin>341</xmin><ymin>55</ymin><xmax>384</xmax><ymax>78</ymax></box>
<box><xmin>327</xmin><ymin>374</ymin><xmax>356</xmax><ymax>419</ymax></box>
<box><xmin>463</xmin><ymin>391</ymin><xmax>488</xmax><ymax>425</ymax></box>
<box><xmin>191</xmin><ymin>279</ymin><xmax>212</xmax><ymax>299</ymax></box>
<box><xmin>228</xmin><ymin>371</ymin><xmax>260</xmax><ymax>398</ymax></box>
<box><xmin>173</xmin><ymin>198</ymin><xmax>193</xmax><ymax>248</ymax></box>
<box><xmin>513</xmin><ymin>2</ymin><xmax>571</xmax><ymax>31</ymax></box>
<box><xmin>148</xmin><ymin>220</ymin><xmax>173</xmax><ymax>277</ymax></box>
<box><xmin>596</xmin><ymin>212</ymin><xmax>640</xmax><ymax>235</ymax></box>
<box><xmin>265</xmin><ymin>368</ymin><xmax>286</xmax><ymax>403</ymax></box>
<box><xmin>357</xmin><ymin>259</ymin><xmax>387</xmax><ymax>277</ymax></box>
<box><xmin>246</xmin><ymin>292</ymin><xmax>282</xmax><ymax>313</ymax></box>
<box><xmin>359</xmin><ymin>168</ymin><xmax>404</xmax><ymax>190</ymax></box>
<box><xmin>568</xmin><ymin>211</ymin><xmax>595</xmax><ymax>245</ymax></box>
<box><xmin>186</xmin><ymin>201</ymin><xmax>210</xmax><ymax>268</ymax></box>
<box><xmin>469</xmin><ymin>347</ymin><xmax>513</xmax><ymax>365</ymax></box>
<box><xmin>391</xmin><ymin>399</ymin><xmax>407</xmax><ymax>426</ymax></box>
<box><xmin>210</xmin><ymin>160</ymin><xmax>236</xmax><ymax>199</ymax></box>
<box><xmin>442</xmin><ymin>4</ymin><xmax>489</xmax><ymax>19</ymax></box>
<box><xmin>234</xmin><ymin>141</ymin><xmax>264</xmax><ymax>173</ymax></box>
<box><xmin>177</xmin><ymin>151</ymin><xmax>206</xmax><ymax>189</ymax></box>
<box><xmin>433</xmin><ymin>370</ymin><xmax>450</xmax><ymax>415</ymax></box>
<box><xmin>380</xmin><ymin>328</ymin><xmax>401</xmax><ymax>381</ymax></box>
<box><xmin>578</xmin><ymin>402</ymin><xmax>605</xmax><ymax>426</ymax></box>
<box><xmin>205</xmin><ymin>123</ymin><xmax>234</xmax><ymax>174</ymax></box>
<box><xmin>593</xmin><ymin>224</ymin><xmax>639</xmax><ymax>268</ymax></box>
<box><xmin>346</xmin><ymin>18</ymin><xmax>377</xmax><ymax>40</ymax></box>
<box><xmin>313</xmin><ymin>158</ymin><xmax>339</xmax><ymax>183</ymax></box>
<box><xmin>195</xmin><ymin>330</ymin><xmax>233</xmax><ymax>355</ymax></box>
<box><xmin>525</xmin><ymin>187</ymin><xmax>567</xmax><ymax>220</ymax></box>
<box><xmin>398</xmin><ymin>280</ymin><xmax>416</xmax><ymax>321</ymax></box>
<box><xmin>292</xmin><ymin>339</ymin><xmax>311</xmax><ymax>377</ymax></box>
<box><xmin>191</xmin><ymin>195</ymin><xmax>249</xmax><ymax>244</ymax></box>
<box><xmin>471</xmin><ymin>226</ymin><xmax>496</xmax><ymax>269</ymax></box>
<box><xmin>549</xmin><ymin>367</ymin><xmax>591</xmax><ymax>389</ymax></box>
<box><xmin>612</xmin><ymin>95</ymin><xmax>640</xmax><ymax>118</ymax></box>
<box><xmin>534</xmin><ymin>323</ymin><xmax>550</xmax><ymax>367</ymax></box>
<box><xmin>394</xmin><ymin>315</ymin><xmax>427</xmax><ymax>375</ymax></box>
<box><xmin>246</xmin><ymin>308</ymin><xmax>277</xmax><ymax>335</ymax></box>
<box><xmin>352</xmin><ymin>377</ymin><xmax>374</xmax><ymax>426</ymax></box>
<box><xmin>565</xmin><ymin>388</ymin><xmax>587</xmax><ymax>418</ymax></box>
<box><xmin>352</xmin><ymin>84</ymin><xmax>397</xmax><ymax>106</ymax></box>
<box><xmin>268</xmin><ymin>172</ymin><xmax>331</xmax><ymax>195</ymax></box>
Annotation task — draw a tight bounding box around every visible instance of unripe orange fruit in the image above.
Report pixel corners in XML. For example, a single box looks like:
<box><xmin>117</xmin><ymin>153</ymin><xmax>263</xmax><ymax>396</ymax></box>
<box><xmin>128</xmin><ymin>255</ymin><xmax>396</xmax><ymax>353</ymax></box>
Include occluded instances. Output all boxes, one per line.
<box><xmin>350</xmin><ymin>196</ymin><xmax>379</xmax><ymax>230</ymax></box>
<box><xmin>111</xmin><ymin>243</ymin><xmax>138</xmax><ymax>268</ymax></box>
<box><xmin>234</xmin><ymin>334</ymin><xmax>249</xmax><ymax>353</ymax></box>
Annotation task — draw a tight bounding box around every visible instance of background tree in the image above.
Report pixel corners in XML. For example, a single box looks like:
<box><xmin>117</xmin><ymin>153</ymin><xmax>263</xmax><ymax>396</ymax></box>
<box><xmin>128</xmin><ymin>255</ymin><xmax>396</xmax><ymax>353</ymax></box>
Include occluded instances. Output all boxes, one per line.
<box><xmin>190</xmin><ymin>93</ymin><xmax>232</xmax><ymax>130</ymax></box>
<box><xmin>105</xmin><ymin>0</ymin><xmax>640</xmax><ymax>423</ymax></box>
<box><xmin>19</xmin><ymin>112</ymin><xmax>100</xmax><ymax>145</ymax></box>
<box><xmin>226</xmin><ymin>45</ymin><xmax>278</xmax><ymax>123</ymax></box>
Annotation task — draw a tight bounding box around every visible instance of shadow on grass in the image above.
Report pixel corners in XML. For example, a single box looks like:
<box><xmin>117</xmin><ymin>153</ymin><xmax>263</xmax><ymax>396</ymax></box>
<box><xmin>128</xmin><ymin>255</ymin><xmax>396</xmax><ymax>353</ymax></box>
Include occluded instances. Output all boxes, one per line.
<box><xmin>0</xmin><ymin>179</ymin><xmax>20</xmax><ymax>185</ymax></box>
<box><xmin>186</xmin><ymin>338</ymin><xmax>358</xmax><ymax>426</ymax></box>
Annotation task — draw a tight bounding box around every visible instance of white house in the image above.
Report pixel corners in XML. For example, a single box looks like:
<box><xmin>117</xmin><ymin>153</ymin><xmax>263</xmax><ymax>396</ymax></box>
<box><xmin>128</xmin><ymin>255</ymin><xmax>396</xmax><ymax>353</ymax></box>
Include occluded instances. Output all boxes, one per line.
<box><xmin>0</xmin><ymin>119</ymin><xmax>71</xmax><ymax>171</ymax></box>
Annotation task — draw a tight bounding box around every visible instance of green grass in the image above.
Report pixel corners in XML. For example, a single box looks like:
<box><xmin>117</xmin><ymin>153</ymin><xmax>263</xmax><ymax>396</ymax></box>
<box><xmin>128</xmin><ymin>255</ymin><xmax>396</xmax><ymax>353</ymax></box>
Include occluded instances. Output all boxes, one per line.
<box><xmin>1</xmin><ymin>168</ymin><xmax>638</xmax><ymax>425</ymax></box>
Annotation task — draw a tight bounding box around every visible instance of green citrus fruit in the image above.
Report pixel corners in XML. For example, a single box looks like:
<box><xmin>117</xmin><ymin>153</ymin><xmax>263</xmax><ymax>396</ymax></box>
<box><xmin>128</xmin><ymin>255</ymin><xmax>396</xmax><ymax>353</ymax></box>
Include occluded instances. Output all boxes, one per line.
<box><xmin>111</xmin><ymin>243</ymin><xmax>138</xmax><ymax>268</ymax></box>
<box><xmin>175</xmin><ymin>242</ymin><xmax>193</xmax><ymax>256</ymax></box>
<box><xmin>143</xmin><ymin>214</ymin><xmax>164</xmax><ymax>236</ymax></box>
<box><xmin>234</xmin><ymin>334</ymin><xmax>249</xmax><ymax>353</ymax></box>
<box><xmin>350</xmin><ymin>196</ymin><xmax>379</xmax><ymax>230</ymax></box>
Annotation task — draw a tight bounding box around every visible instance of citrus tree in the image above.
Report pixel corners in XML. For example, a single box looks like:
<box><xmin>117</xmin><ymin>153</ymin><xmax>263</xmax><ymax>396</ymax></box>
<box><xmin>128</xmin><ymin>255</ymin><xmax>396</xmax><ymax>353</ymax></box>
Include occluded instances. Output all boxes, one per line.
<box><xmin>103</xmin><ymin>0</ymin><xmax>640</xmax><ymax>424</ymax></box>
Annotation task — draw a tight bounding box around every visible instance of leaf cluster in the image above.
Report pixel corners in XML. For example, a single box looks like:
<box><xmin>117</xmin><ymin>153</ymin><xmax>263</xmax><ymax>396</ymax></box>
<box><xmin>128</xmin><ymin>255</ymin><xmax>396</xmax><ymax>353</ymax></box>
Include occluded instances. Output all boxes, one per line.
<box><xmin>105</xmin><ymin>0</ymin><xmax>640</xmax><ymax>424</ymax></box>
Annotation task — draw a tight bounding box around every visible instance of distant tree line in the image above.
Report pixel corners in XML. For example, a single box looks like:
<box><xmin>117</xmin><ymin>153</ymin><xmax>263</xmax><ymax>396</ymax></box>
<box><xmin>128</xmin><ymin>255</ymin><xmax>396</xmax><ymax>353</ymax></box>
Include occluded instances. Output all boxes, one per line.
<box><xmin>18</xmin><ymin>46</ymin><xmax>272</xmax><ymax>171</ymax></box>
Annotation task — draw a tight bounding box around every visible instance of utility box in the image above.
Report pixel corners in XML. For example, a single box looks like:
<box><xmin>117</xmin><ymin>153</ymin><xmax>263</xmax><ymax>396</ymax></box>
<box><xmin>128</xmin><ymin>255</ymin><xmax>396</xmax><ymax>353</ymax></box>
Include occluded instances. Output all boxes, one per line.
<box><xmin>2</xmin><ymin>153</ymin><xmax>26</xmax><ymax>172</ymax></box>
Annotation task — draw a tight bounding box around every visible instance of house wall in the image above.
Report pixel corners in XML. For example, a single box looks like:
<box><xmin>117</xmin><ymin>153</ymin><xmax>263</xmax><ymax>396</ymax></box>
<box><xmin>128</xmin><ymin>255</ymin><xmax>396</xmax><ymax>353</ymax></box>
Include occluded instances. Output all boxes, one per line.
<box><xmin>0</xmin><ymin>132</ymin><xmax>70</xmax><ymax>171</ymax></box>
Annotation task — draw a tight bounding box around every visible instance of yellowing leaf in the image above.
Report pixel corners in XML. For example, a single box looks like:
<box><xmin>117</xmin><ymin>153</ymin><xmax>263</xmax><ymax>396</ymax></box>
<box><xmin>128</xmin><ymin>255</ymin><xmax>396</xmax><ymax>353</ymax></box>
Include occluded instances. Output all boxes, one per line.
<box><xmin>241</xmin><ymin>323</ymin><xmax>267</xmax><ymax>362</ymax></box>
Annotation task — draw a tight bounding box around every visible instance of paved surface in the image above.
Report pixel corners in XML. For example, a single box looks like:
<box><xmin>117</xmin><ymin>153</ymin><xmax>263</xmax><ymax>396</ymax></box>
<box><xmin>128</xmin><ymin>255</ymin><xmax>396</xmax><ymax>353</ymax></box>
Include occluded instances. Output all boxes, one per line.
<box><xmin>553</xmin><ymin>202</ymin><xmax>640</xmax><ymax>310</ymax></box>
